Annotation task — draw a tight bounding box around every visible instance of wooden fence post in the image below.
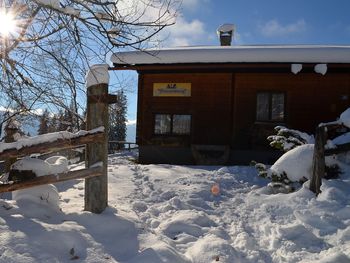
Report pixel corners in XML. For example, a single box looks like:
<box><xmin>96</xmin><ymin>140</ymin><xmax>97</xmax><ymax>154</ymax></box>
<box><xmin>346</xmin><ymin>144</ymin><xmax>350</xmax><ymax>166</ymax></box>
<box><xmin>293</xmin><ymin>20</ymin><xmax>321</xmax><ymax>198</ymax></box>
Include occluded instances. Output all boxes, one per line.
<box><xmin>84</xmin><ymin>64</ymin><xmax>109</xmax><ymax>213</ymax></box>
<box><xmin>4</xmin><ymin>120</ymin><xmax>19</xmax><ymax>173</ymax></box>
<box><xmin>310</xmin><ymin>125</ymin><xmax>327</xmax><ymax>195</ymax></box>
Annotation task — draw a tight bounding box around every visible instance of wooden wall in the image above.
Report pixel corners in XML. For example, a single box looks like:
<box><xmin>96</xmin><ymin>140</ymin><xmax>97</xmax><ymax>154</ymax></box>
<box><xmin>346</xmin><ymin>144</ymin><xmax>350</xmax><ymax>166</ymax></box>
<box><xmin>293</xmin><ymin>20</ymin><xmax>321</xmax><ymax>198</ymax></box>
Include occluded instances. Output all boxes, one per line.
<box><xmin>137</xmin><ymin>69</ymin><xmax>350</xmax><ymax>150</ymax></box>
<box><xmin>137</xmin><ymin>73</ymin><xmax>233</xmax><ymax>146</ymax></box>
<box><xmin>233</xmin><ymin>73</ymin><xmax>350</xmax><ymax>148</ymax></box>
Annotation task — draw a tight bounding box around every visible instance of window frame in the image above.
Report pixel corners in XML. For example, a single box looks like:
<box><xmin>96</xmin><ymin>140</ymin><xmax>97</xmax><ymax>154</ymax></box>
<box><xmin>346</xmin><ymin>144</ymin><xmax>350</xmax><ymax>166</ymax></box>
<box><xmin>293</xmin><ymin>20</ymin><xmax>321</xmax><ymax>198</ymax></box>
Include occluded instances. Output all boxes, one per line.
<box><xmin>153</xmin><ymin>113</ymin><xmax>192</xmax><ymax>136</ymax></box>
<box><xmin>255</xmin><ymin>91</ymin><xmax>286</xmax><ymax>123</ymax></box>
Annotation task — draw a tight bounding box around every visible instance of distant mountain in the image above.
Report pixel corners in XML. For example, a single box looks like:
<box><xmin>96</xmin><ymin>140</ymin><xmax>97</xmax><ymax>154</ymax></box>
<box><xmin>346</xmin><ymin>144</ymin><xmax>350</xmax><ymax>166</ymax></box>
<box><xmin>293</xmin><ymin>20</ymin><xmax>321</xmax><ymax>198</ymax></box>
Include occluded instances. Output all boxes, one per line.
<box><xmin>0</xmin><ymin>108</ymin><xmax>137</xmax><ymax>143</ymax></box>
<box><xmin>126</xmin><ymin>123</ymin><xmax>136</xmax><ymax>143</ymax></box>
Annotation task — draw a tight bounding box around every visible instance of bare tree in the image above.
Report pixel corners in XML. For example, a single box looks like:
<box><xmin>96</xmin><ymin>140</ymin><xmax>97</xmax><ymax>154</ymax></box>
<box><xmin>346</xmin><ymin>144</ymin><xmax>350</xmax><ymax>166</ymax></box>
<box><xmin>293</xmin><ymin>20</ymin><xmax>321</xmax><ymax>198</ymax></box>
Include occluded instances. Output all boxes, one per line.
<box><xmin>0</xmin><ymin>0</ymin><xmax>178</xmax><ymax>129</ymax></box>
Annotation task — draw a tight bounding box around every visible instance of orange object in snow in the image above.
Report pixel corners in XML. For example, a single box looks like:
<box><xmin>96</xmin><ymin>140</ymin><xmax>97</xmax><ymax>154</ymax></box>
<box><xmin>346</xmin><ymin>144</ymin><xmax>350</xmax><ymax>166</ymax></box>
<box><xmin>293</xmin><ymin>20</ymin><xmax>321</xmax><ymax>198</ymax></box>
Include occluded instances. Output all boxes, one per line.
<box><xmin>211</xmin><ymin>184</ymin><xmax>220</xmax><ymax>196</ymax></box>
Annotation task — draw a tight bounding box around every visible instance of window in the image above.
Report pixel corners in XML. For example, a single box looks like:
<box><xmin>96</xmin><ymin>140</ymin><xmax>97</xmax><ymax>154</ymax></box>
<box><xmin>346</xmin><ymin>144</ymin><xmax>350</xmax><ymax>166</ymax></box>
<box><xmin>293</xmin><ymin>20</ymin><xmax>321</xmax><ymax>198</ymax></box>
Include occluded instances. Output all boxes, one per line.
<box><xmin>154</xmin><ymin>114</ymin><xmax>191</xmax><ymax>135</ymax></box>
<box><xmin>256</xmin><ymin>92</ymin><xmax>285</xmax><ymax>122</ymax></box>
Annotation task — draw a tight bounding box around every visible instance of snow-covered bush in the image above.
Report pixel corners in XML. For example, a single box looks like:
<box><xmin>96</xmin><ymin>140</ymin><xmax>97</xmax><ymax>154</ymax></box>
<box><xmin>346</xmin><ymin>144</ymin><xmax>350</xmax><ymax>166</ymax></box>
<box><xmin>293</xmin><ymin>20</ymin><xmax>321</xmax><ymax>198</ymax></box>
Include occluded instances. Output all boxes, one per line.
<box><xmin>270</xmin><ymin>144</ymin><xmax>315</xmax><ymax>183</ymax></box>
<box><xmin>267</xmin><ymin>126</ymin><xmax>314</xmax><ymax>152</ymax></box>
<box><xmin>256</xmin><ymin>144</ymin><xmax>340</xmax><ymax>193</ymax></box>
<box><xmin>259</xmin><ymin>107</ymin><xmax>350</xmax><ymax>193</ymax></box>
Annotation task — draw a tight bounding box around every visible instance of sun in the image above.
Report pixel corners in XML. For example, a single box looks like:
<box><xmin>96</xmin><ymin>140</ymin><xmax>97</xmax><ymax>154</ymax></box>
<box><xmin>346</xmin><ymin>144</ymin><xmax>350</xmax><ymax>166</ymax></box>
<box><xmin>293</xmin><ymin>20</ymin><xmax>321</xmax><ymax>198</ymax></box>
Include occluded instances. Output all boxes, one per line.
<box><xmin>0</xmin><ymin>10</ymin><xmax>16</xmax><ymax>37</ymax></box>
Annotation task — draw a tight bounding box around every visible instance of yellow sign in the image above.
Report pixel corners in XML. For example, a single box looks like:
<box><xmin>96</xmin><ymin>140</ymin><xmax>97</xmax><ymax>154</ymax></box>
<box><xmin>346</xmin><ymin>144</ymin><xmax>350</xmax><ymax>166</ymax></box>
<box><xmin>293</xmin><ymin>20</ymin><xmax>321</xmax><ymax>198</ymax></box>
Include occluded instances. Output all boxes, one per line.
<box><xmin>153</xmin><ymin>83</ymin><xmax>191</xmax><ymax>97</ymax></box>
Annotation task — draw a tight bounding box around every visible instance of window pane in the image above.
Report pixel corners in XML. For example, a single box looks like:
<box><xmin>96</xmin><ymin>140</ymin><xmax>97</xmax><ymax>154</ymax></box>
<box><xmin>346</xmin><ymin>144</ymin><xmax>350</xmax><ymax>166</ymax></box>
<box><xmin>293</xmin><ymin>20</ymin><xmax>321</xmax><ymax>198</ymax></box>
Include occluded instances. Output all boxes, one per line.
<box><xmin>271</xmin><ymin>93</ymin><xmax>285</xmax><ymax>121</ymax></box>
<box><xmin>256</xmin><ymin>93</ymin><xmax>269</xmax><ymax>121</ymax></box>
<box><xmin>173</xmin><ymin>115</ymin><xmax>191</xmax><ymax>134</ymax></box>
<box><xmin>154</xmin><ymin>114</ymin><xmax>171</xmax><ymax>134</ymax></box>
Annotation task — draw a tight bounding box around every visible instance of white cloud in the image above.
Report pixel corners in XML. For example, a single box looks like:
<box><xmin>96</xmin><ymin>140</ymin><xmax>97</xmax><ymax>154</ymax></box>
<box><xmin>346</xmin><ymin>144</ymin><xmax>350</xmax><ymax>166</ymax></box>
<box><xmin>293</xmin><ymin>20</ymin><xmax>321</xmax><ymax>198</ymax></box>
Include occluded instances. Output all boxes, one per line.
<box><xmin>116</xmin><ymin>0</ymin><xmax>208</xmax><ymax>47</ymax></box>
<box><xmin>259</xmin><ymin>19</ymin><xmax>306</xmax><ymax>37</ymax></box>
<box><xmin>181</xmin><ymin>0</ymin><xmax>210</xmax><ymax>11</ymax></box>
<box><xmin>163</xmin><ymin>17</ymin><xmax>206</xmax><ymax>47</ymax></box>
<box><xmin>181</xmin><ymin>0</ymin><xmax>199</xmax><ymax>10</ymax></box>
<box><xmin>126</xmin><ymin>119</ymin><xmax>136</xmax><ymax>125</ymax></box>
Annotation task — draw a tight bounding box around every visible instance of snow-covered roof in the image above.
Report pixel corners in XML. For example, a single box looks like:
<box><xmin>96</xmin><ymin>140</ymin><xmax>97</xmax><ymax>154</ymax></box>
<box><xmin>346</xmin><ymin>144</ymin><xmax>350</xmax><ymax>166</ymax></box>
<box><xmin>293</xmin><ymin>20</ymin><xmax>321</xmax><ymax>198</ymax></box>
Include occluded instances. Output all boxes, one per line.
<box><xmin>111</xmin><ymin>45</ymin><xmax>350</xmax><ymax>66</ymax></box>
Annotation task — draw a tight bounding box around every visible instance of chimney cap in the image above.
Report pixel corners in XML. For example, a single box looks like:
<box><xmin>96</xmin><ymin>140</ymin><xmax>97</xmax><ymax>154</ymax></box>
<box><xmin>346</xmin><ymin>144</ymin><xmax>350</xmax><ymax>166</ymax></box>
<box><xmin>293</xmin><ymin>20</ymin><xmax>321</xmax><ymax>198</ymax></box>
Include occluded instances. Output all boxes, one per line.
<box><xmin>217</xmin><ymin>23</ymin><xmax>235</xmax><ymax>34</ymax></box>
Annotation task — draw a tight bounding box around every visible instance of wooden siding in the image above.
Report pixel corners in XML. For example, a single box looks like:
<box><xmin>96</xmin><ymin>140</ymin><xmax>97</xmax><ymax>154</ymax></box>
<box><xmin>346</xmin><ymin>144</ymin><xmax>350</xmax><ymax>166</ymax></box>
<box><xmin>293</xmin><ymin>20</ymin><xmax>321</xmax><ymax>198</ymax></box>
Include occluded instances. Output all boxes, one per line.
<box><xmin>137</xmin><ymin>73</ymin><xmax>233</xmax><ymax>146</ymax></box>
<box><xmin>233</xmin><ymin>73</ymin><xmax>350</xmax><ymax>148</ymax></box>
<box><xmin>137</xmin><ymin>69</ymin><xmax>350</xmax><ymax>151</ymax></box>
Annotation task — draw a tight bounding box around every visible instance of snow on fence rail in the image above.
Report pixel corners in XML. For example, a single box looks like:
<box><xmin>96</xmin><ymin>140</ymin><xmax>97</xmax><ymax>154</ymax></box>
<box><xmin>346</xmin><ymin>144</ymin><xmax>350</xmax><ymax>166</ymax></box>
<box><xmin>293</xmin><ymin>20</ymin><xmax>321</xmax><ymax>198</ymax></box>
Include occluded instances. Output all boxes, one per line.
<box><xmin>0</xmin><ymin>128</ymin><xmax>104</xmax><ymax>160</ymax></box>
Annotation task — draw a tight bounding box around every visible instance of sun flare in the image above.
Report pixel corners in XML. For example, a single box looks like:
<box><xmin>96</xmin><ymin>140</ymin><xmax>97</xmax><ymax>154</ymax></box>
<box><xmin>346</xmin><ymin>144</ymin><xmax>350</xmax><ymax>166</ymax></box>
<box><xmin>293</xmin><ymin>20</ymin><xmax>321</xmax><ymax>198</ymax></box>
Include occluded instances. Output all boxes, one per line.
<box><xmin>0</xmin><ymin>11</ymin><xmax>16</xmax><ymax>37</ymax></box>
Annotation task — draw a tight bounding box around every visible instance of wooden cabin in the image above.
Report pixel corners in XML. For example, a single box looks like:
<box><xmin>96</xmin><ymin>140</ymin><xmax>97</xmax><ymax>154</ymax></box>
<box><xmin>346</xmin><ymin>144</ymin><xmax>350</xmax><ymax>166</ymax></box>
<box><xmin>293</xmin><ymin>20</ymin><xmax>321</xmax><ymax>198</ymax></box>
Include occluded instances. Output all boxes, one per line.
<box><xmin>111</xmin><ymin>45</ymin><xmax>350</xmax><ymax>165</ymax></box>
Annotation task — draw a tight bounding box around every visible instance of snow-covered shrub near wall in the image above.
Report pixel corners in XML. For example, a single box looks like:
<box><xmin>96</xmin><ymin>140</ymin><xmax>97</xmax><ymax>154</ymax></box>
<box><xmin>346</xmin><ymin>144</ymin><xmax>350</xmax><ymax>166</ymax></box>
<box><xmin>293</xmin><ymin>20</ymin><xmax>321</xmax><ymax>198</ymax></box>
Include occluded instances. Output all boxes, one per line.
<box><xmin>339</xmin><ymin>108</ymin><xmax>350</xmax><ymax>128</ymax></box>
<box><xmin>270</xmin><ymin>144</ymin><xmax>314</xmax><ymax>182</ymax></box>
<box><xmin>260</xmin><ymin>107</ymin><xmax>350</xmax><ymax>192</ymax></box>
<box><xmin>267</xmin><ymin>126</ymin><xmax>314</xmax><ymax>152</ymax></box>
<box><xmin>269</xmin><ymin>144</ymin><xmax>338</xmax><ymax>182</ymax></box>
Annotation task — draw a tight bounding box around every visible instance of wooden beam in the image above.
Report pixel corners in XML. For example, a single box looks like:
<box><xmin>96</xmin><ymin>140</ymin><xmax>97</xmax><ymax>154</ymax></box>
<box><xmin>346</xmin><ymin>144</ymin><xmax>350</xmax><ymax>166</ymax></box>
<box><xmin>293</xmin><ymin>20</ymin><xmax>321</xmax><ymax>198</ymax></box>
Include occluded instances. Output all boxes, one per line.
<box><xmin>109</xmin><ymin>63</ymin><xmax>350</xmax><ymax>73</ymax></box>
<box><xmin>310</xmin><ymin>126</ymin><xmax>327</xmax><ymax>195</ymax></box>
<box><xmin>0</xmin><ymin>167</ymin><xmax>103</xmax><ymax>193</ymax></box>
<box><xmin>0</xmin><ymin>132</ymin><xmax>104</xmax><ymax>161</ymax></box>
<box><xmin>325</xmin><ymin>142</ymin><xmax>350</xmax><ymax>156</ymax></box>
<box><xmin>85</xmin><ymin>83</ymin><xmax>108</xmax><ymax>214</ymax></box>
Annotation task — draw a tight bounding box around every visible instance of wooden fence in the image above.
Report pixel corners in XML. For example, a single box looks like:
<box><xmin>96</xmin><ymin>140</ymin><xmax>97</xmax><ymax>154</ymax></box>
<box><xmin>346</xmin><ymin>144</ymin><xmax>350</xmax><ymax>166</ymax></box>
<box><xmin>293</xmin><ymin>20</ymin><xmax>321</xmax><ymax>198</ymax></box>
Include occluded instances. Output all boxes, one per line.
<box><xmin>310</xmin><ymin>123</ymin><xmax>349</xmax><ymax>195</ymax></box>
<box><xmin>0</xmin><ymin>68</ymin><xmax>113</xmax><ymax>214</ymax></box>
<box><xmin>108</xmin><ymin>141</ymin><xmax>137</xmax><ymax>152</ymax></box>
<box><xmin>0</xmin><ymin>129</ymin><xmax>105</xmax><ymax>193</ymax></box>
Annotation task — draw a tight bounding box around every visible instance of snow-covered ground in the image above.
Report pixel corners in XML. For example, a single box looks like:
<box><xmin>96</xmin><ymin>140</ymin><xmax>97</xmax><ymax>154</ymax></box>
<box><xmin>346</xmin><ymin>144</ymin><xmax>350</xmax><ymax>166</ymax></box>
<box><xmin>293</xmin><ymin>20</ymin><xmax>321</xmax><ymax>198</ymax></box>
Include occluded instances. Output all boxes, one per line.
<box><xmin>1</xmin><ymin>151</ymin><xmax>350</xmax><ymax>263</ymax></box>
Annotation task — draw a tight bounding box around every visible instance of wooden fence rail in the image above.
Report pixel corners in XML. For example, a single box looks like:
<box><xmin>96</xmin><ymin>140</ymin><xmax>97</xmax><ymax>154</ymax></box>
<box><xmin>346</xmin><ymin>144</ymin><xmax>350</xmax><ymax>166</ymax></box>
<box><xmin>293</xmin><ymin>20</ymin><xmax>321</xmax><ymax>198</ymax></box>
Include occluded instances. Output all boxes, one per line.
<box><xmin>0</xmin><ymin>166</ymin><xmax>103</xmax><ymax>193</ymax></box>
<box><xmin>108</xmin><ymin>141</ymin><xmax>137</xmax><ymax>151</ymax></box>
<box><xmin>0</xmin><ymin>131</ymin><xmax>104</xmax><ymax>161</ymax></box>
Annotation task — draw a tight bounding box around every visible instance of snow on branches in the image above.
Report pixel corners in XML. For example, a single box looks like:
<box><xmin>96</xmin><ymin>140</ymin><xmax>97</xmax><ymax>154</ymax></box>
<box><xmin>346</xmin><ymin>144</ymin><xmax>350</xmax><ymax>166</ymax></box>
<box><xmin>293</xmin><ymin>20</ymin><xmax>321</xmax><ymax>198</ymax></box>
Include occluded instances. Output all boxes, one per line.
<box><xmin>0</xmin><ymin>0</ymin><xmax>179</xmax><ymax>127</ymax></box>
<box><xmin>267</xmin><ymin>126</ymin><xmax>315</xmax><ymax>152</ymax></box>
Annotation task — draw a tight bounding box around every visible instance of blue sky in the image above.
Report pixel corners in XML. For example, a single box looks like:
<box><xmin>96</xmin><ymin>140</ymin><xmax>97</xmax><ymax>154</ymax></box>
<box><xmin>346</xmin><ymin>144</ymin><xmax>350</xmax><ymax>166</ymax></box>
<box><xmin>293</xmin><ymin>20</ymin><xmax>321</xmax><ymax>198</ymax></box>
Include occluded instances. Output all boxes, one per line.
<box><xmin>114</xmin><ymin>0</ymin><xmax>350</xmax><ymax>123</ymax></box>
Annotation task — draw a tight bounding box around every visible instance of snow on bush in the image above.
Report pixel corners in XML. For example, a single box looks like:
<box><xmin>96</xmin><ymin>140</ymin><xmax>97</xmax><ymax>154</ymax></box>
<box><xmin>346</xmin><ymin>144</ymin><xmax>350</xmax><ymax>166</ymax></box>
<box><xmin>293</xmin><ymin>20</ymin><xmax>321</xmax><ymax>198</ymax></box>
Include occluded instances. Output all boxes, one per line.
<box><xmin>340</xmin><ymin>108</ymin><xmax>350</xmax><ymax>128</ymax></box>
<box><xmin>267</xmin><ymin>126</ymin><xmax>314</xmax><ymax>152</ymax></box>
<box><xmin>269</xmin><ymin>144</ymin><xmax>338</xmax><ymax>183</ymax></box>
<box><xmin>332</xmin><ymin>131</ymin><xmax>350</xmax><ymax>145</ymax></box>
<box><xmin>270</xmin><ymin>144</ymin><xmax>315</xmax><ymax>182</ymax></box>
